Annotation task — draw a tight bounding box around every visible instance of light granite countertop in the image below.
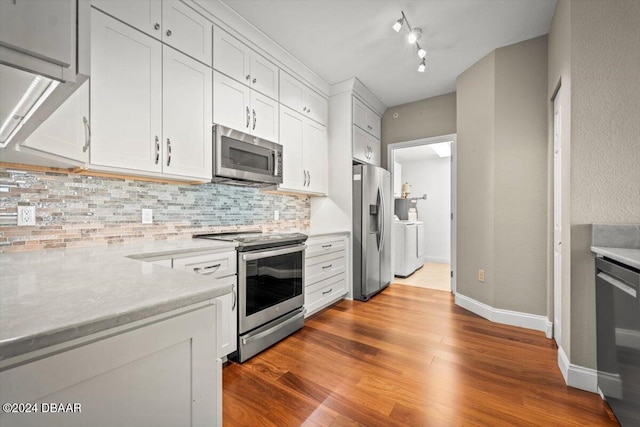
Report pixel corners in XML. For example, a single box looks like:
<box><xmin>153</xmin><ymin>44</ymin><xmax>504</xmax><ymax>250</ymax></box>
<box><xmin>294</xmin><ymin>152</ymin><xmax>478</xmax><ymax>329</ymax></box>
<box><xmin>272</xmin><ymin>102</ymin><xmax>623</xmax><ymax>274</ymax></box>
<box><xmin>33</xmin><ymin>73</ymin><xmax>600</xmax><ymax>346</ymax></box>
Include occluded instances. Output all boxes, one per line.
<box><xmin>0</xmin><ymin>239</ymin><xmax>237</xmax><ymax>361</ymax></box>
<box><xmin>591</xmin><ymin>246</ymin><xmax>640</xmax><ymax>270</ymax></box>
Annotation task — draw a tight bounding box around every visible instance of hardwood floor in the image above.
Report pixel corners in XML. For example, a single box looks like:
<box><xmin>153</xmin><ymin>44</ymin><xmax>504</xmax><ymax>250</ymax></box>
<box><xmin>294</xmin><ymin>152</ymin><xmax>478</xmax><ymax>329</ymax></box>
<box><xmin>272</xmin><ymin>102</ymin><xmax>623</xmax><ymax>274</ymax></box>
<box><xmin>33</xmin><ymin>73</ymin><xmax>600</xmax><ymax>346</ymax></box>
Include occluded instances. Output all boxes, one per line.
<box><xmin>223</xmin><ymin>284</ymin><xmax>619</xmax><ymax>426</ymax></box>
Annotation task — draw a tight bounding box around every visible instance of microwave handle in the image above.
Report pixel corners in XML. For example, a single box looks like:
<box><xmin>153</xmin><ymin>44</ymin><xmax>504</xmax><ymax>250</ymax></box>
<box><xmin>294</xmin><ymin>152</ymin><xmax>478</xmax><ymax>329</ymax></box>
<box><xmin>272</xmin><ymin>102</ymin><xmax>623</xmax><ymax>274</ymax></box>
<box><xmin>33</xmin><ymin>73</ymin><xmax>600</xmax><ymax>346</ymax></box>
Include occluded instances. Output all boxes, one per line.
<box><xmin>273</xmin><ymin>151</ymin><xmax>280</xmax><ymax>177</ymax></box>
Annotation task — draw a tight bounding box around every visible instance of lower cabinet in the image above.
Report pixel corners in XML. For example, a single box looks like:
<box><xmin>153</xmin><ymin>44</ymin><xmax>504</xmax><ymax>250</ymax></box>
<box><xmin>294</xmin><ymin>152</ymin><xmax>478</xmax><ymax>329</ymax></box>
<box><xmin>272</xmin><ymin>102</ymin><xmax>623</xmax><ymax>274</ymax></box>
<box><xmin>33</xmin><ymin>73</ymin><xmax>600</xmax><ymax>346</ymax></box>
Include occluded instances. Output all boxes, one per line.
<box><xmin>305</xmin><ymin>234</ymin><xmax>349</xmax><ymax>317</ymax></box>
<box><xmin>0</xmin><ymin>302</ymin><xmax>221</xmax><ymax>427</ymax></box>
<box><xmin>171</xmin><ymin>249</ymin><xmax>238</xmax><ymax>358</ymax></box>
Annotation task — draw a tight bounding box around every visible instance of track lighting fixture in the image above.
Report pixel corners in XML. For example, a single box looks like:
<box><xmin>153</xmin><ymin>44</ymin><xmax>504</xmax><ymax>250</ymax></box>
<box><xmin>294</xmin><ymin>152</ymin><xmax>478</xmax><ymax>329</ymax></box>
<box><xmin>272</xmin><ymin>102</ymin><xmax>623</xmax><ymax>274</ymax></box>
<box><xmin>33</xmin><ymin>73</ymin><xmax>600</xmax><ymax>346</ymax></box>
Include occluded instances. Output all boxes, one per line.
<box><xmin>418</xmin><ymin>58</ymin><xmax>426</xmax><ymax>73</ymax></box>
<box><xmin>392</xmin><ymin>10</ymin><xmax>428</xmax><ymax>73</ymax></box>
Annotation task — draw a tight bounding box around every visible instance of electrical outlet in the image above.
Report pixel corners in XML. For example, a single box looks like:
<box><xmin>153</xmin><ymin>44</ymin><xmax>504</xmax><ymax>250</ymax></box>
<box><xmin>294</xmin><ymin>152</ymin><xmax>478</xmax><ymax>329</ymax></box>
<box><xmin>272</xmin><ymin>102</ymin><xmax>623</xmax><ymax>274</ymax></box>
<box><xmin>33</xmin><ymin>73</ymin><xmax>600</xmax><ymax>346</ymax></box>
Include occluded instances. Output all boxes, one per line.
<box><xmin>17</xmin><ymin>206</ymin><xmax>36</xmax><ymax>226</ymax></box>
<box><xmin>274</xmin><ymin>210</ymin><xmax>280</xmax><ymax>221</ymax></box>
<box><xmin>142</xmin><ymin>209</ymin><xmax>153</xmax><ymax>224</ymax></box>
<box><xmin>478</xmin><ymin>269</ymin><xmax>485</xmax><ymax>282</ymax></box>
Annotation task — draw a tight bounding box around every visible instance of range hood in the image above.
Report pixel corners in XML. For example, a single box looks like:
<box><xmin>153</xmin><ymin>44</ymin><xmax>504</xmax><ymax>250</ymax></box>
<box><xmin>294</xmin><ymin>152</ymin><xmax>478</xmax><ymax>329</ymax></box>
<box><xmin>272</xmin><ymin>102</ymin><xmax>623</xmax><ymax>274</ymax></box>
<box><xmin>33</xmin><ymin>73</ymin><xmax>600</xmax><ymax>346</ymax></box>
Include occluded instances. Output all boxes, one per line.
<box><xmin>0</xmin><ymin>0</ymin><xmax>89</xmax><ymax>149</ymax></box>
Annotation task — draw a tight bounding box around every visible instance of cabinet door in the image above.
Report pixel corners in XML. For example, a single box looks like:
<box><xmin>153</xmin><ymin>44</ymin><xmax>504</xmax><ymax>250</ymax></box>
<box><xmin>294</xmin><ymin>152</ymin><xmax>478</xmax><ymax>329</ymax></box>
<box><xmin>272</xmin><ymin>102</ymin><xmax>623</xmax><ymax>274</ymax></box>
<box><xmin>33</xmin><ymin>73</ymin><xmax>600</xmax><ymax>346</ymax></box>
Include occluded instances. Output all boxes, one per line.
<box><xmin>353</xmin><ymin>125</ymin><xmax>380</xmax><ymax>166</ymax></box>
<box><xmin>0</xmin><ymin>0</ymin><xmax>74</xmax><ymax>68</ymax></box>
<box><xmin>279</xmin><ymin>106</ymin><xmax>305</xmax><ymax>191</ymax></box>
<box><xmin>250</xmin><ymin>52</ymin><xmax>278</xmax><ymax>100</ymax></box>
<box><xmin>212</xmin><ymin>26</ymin><xmax>250</xmax><ymax>84</ymax></box>
<box><xmin>21</xmin><ymin>80</ymin><xmax>89</xmax><ymax>163</ymax></box>
<box><xmin>250</xmin><ymin>91</ymin><xmax>278</xmax><ymax>142</ymax></box>
<box><xmin>216</xmin><ymin>277</ymin><xmax>238</xmax><ymax>358</ymax></box>
<box><xmin>304</xmin><ymin>89</ymin><xmax>328</xmax><ymax>126</ymax></box>
<box><xmin>303</xmin><ymin>120</ymin><xmax>328</xmax><ymax>194</ymax></box>
<box><xmin>352</xmin><ymin>97</ymin><xmax>368</xmax><ymax>131</ymax></box>
<box><xmin>92</xmin><ymin>0</ymin><xmax>162</xmax><ymax>40</ymax></box>
<box><xmin>162</xmin><ymin>0</ymin><xmax>212</xmax><ymax>66</ymax></box>
<box><xmin>213</xmin><ymin>71</ymin><xmax>251</xmax><ymax>132</ymax></box>
<box><xmin>367</xmin><ymin>109</ymin><xmax>381</xmax><ymax>139</ymax></box>
<box><xmin>90</xmin><ymin>9</ymin><xmax>162</xmax><ymax>173</ymax></box>
<box><xmin>279</xmin><ymin>71</ymin><xmax>305</xmax><ymax>114</ymax></box>
<box><xmin>163</xmin><ymin>46</ymin><xmax>212</xmax><ymax>179</ymax></box>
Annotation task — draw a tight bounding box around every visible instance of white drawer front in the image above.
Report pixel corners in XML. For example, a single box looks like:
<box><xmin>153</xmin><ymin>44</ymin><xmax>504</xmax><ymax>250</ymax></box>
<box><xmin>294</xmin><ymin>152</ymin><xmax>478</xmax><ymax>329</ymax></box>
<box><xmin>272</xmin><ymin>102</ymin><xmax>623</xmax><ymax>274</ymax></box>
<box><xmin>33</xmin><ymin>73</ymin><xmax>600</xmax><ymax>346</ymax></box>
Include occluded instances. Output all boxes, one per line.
<box><xmin>305</xmin><ymin>273</ymin><xmax>347</xmax><ymax>316</ymax></box>
<box><xmin>172</xmin><ymin>250</ymin><xmax>236</xmax><ymax>278</ymax></box>
<box><xmin>306</xmin><ymin>237</ymin><xmax>346</xmax><ymax>258</ymax></box>
<box><xmin>305</xmin><ymin>251</ymin><xmax>346</xmax><ymax>286</ymax></box>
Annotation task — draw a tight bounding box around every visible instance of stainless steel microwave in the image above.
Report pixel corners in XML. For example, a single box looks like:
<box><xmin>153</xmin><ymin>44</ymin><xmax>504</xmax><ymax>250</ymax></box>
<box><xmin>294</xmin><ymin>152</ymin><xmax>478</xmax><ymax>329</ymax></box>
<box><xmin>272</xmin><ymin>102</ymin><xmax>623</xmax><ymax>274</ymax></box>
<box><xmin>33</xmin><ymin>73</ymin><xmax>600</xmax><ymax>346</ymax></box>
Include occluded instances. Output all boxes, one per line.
<box><xmin>213</xmin><ymin>125</ymin><xmax>283</xmax><ymax>185</ymax></box>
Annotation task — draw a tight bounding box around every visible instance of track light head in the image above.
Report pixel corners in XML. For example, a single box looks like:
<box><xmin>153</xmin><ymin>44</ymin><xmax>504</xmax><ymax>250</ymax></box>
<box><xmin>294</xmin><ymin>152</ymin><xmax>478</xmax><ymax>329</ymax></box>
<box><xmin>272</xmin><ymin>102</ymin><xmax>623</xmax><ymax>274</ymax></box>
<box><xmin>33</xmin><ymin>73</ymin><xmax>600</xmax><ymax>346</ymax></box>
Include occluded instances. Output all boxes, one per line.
<box><xmin>407</xmin><ymin>28</ymin><xmax>422</xmax><ymax>44</ymax></box>
<box><xmin>393</xmin><ymin>18</ymin><xmax>403</xmax><ymax>32</ymax></box>
<box><xmin>417</xmin><ymin>46</ymin><xmax>427</xmax><ymax>58</ymax></box>
<box><xmin>418</xmin><ymin>58</ymin><xmax>426</xmax><ymax>73</ymax></box>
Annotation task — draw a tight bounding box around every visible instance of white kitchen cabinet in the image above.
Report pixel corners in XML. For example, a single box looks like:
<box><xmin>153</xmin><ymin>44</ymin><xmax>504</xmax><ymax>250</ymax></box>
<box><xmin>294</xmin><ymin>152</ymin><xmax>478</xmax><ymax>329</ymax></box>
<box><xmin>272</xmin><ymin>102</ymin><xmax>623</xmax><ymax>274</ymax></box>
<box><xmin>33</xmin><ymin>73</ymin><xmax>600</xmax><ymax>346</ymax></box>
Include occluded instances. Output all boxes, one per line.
<box><xmin>280</xmin><ymin>71</ymin><xmax>328</xmax><ymax>126</ymax></box>
<box><xmin>20</xmin><ymin>79</ymin><xmax>90</xmax><ymax>164</ymax></box>
<box><xmin>353</xmin><ymin>96</ymin><xmax>381</xmax><ymax>139</ymax></box>
<box><xmin>213</xmin><ymin>26</ymin><xmax>278</xmax><ymax>100</ymax></box>
<box><xmin>0</xmin><ymin>302</ymin><xmax>221</xmax><ymax>427</ymax></box>
<box><xmin>90</xmin><ymin>8</ymin><xmax>163</xmax><ymax>173</ymax></box>
<box><xmin>91</xmin><ymin>10</ymin><xmax>212</xmax><ymax>180</ymax></box>
<box><xmin>162</xmin><ymin>45</ymin><xmax>212</xmax><ymax>179</ymax></box>
<box><xmin>353</xmin><ymin>125</ymin><xmax>380</xmax><ymax>166</ymax></box>
<box><xmin>92</xmin><ymin>0</ymin><xmax>211</xmax><ymax>65</ymax></box>
<box><xmin>172</xmin><ymin>250</ymin><xmax>238</xmax><ymax>358</ymax></box>
<box><xmin>278</xmin><ymin>106</ymin><xmax>327</xmax><ymax>195</ymax></box>
<box><xmin>213</xmin><ymin>71</ymin><xmax>278</xmax><ymax>142</ymax></box>
<box><xmin>304</xmin><ymin>234</ymin><xmax>348</xmax><ymax>317</ymax></box>
<box><xmin>0</xmin><ymin>0</ymin><xmax>75</xmax><ymax>79</ymax></box>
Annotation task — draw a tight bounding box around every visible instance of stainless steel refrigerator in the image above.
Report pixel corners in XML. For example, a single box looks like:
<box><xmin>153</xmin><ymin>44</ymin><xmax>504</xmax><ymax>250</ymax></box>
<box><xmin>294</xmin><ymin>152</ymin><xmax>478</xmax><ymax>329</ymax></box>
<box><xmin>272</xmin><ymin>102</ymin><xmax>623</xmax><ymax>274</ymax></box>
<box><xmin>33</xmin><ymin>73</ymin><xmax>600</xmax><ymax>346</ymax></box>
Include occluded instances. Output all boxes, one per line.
<box><xmin>353</xmin><ymin>164</ymin><xmax>392</xmax><ymax>301</ymax></box>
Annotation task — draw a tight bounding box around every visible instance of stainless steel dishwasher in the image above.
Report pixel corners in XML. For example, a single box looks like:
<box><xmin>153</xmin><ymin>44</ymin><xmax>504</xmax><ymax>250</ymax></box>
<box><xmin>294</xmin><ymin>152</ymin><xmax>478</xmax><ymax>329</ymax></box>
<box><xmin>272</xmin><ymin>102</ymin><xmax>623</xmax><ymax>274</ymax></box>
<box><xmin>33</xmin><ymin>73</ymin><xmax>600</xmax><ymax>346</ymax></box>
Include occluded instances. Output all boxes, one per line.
<box><xmin>596</xmin><ymin>257</ymin><xmax>640</xmax><ymax>426</ymax></box>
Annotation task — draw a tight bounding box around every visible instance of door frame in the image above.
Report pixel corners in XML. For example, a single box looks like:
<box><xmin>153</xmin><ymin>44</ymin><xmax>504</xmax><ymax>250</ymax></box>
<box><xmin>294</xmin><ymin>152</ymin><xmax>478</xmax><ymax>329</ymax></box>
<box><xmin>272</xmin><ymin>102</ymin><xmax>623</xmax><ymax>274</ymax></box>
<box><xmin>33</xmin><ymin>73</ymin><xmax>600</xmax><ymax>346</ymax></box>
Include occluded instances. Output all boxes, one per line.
<box><xmin>387</xmin><ymin>134</ymin><xmax>457</xmax><ymax>294</ymax></box>
<box><xmin>552</xmin><ymin>87</ymin><xmax>562</xmax><ymax>345</ymax></box>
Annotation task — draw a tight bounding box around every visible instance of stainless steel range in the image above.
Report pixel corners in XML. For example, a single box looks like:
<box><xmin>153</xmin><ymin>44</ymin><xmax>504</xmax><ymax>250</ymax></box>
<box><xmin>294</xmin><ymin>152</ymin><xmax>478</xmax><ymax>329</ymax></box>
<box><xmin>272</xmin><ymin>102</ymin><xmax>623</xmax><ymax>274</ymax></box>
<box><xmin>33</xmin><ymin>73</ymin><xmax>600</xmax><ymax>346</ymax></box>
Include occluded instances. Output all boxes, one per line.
<box><xmin>194</xmin><ymin>231</ymin><xmax>307</xmax><ymax>362</ymax></box>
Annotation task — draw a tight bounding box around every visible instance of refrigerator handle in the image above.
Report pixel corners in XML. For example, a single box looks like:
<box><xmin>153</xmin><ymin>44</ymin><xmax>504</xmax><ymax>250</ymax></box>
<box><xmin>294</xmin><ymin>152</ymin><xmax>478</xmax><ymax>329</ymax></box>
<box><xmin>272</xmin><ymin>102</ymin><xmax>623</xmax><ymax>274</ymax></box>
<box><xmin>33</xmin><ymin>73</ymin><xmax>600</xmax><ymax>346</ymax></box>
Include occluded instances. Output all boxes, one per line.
<box><xmin>378</xmin><ymin>186</ymin><xmax>385</xmax><ymax>253</ymax></box>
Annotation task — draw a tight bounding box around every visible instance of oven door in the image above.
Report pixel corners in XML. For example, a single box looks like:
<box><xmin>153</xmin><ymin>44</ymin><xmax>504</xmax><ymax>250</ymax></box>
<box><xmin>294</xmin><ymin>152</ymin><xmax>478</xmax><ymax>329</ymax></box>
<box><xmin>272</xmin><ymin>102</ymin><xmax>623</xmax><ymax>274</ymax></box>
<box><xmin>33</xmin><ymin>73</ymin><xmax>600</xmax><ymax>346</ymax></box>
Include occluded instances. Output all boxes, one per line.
<box><xmin>214</xmin><ymin>124</ymin><xmax>282</xmax><ymax>184</ymax></box>
<box><xmin>239</xmin><ymin>244</ymin><xmax>305</xmax><ymax>334</ymax></box>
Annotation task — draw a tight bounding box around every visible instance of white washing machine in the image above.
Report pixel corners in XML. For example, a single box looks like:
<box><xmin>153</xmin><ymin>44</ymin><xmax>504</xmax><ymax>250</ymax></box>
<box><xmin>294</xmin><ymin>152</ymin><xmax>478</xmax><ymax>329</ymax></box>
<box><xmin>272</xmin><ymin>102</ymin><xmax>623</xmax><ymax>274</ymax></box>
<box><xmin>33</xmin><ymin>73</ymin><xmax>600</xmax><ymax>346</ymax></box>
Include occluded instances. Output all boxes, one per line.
<box><xmin>394</xmin><ymin>220</ymin><xmax>424</xmax><ymax>277</ymax></box>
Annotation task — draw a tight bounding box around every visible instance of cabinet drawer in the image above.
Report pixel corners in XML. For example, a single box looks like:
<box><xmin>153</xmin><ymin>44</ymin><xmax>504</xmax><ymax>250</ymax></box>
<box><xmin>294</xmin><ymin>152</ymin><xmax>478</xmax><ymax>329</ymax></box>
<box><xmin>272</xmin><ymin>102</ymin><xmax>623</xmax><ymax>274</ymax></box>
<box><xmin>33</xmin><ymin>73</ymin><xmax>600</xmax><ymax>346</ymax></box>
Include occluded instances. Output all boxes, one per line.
<box><xmin>306</xmin><ymin>251</ymin><xmax>346</xmax><ymax>286</ymax></box>
<box><xmin>172</xmin><ymin>250</ymin><xmax>236</xmax><ymax>278</ymax></box>
<box><xmin>305</xmin><ymin>273</ymin><xmax>347</xmax><ymax>316</ymax></box>
<box><xmin>306</xmin><ymin>237</ymin><xmax>346</xmax><ymax>258</ymax></box>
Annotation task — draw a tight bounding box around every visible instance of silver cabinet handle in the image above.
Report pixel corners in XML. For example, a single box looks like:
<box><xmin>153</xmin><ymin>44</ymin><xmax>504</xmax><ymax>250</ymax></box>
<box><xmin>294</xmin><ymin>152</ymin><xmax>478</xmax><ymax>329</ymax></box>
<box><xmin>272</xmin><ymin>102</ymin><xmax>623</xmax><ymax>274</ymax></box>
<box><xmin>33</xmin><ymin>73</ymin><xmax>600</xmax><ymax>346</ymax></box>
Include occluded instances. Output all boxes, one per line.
<box><xmin>154</xmin><ymin>23</ymin><xmax>160</xmax><ymax>30</ymax></box>
<box><xmin>246</xmin><ymin>74</ymin><xmax>250</xmax><ymax>81</ymax></box>
<box><xmin>246</xmin><ymin>106</ymin><xmax>250</xmax><ymax>128</ymax></box>
<box><xmin>82</xmin><ymin>116</ymin><xmax>91</xmax><ymax>152</ymax></box>
<box><xmin>322</xmin><ymin>288</ymin><xmax>333</xmax><ymax>295</ymax></box>
<box><xmin>166</xmin><ymin>138</ymin><xmax>172</xmax><ymax>167</ymax></box>
<box><xmin>322</xmin><ymin>264</ymin><xmax>332</xmax><ymax>270</ymax></box>
<box><xmin>308</xmin><ymin>170</ymin><xmax>311</xmax><ymax>186</ymax></box>
<box><xmin>321</xmin><ymin>244</ymin><xmax>332</xmax><ymax>249</ymax></box>
<box><xmin>303</xmin><ymin>107</ymin><xmax>307</xmax><ymax>113</ymax></box>
<box><xmin>303</xmin><ymin>170</ymin><xmax>308</xmax><ymax>186</ymax></box>
<box><xmin>154</xmin><ymin>135</ymin><xmax>160</xmax><ymax>164</ymax></box>
<box><xmin>308</xmin><ymin>108</ymin><xmax>311</xmax><ymax>113</ymax></box>
<box><xmin>166</xmin><ymin>29</ymin><xmax>172</xmax><ymax>36</ymax></box>
<box><xmin>193</xmin><ymin>263</ymin><xmax>222</xmax><ymax>275</ymax></box>
<box><xmin>252</xmin><ymin>78</ymin><xmax>257</xmax><ymax>84</ymax></box>
<box><xmin>231</xmin><ymin>283</ymin><xmax>237</xmax><ymax>310</ymax></box>
<box><xmin>252</xmin><ymin>109</ymin><xmax>256</xmax><ymax>130</ymax></box>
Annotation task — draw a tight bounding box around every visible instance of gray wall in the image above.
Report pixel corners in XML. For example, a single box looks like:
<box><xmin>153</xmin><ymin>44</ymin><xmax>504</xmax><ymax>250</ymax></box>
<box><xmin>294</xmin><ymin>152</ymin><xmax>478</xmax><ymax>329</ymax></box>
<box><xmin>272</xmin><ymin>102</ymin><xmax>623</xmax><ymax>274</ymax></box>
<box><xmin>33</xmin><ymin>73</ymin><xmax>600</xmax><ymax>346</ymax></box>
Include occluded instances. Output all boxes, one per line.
<box><xmin>549</xmin><ymin>0</ymin><xmax>640</xmax><ymax>369</ymax></box>
<box><xmin>381</xmin><ymin>93</ymin><xmax>457</xmax><ymax>166</ymax></box>
<box><xmin>456</xmin><ymin>36</ymin><xmax>549</xmax><ymax>315</ymax></box>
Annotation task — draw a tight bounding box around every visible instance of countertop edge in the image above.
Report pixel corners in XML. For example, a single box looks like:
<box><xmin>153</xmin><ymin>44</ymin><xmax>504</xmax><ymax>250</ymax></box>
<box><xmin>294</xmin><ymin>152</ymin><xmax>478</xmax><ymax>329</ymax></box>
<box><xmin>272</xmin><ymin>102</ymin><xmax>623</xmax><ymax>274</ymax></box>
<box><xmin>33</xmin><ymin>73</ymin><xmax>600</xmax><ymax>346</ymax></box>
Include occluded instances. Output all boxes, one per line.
<box><xmin>591</xmin><ymin>246</ymin><xmax>640</xmax><ymax>270</ymax></box>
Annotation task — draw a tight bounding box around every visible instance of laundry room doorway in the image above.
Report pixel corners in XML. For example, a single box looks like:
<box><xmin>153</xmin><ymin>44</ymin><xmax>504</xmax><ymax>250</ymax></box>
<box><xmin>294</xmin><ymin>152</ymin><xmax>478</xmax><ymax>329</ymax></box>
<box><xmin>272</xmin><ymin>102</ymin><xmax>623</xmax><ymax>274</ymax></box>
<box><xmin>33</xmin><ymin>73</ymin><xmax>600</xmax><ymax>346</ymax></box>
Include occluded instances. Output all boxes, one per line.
<box><xmin>387</xmin><ymin>134</ymin><xmax>457</xmax><ymax>294</ymax></box>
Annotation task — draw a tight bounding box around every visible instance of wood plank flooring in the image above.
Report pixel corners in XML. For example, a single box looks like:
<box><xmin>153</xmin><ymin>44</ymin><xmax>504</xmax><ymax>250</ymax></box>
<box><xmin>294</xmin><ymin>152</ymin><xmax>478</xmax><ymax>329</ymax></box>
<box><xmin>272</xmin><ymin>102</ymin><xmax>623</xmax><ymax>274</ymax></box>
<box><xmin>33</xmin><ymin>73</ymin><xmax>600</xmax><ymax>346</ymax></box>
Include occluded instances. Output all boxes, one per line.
<box><xmin>223</xmin><ymin>284</ymin><xmax>619</xmax><ymax>426</ymax></box>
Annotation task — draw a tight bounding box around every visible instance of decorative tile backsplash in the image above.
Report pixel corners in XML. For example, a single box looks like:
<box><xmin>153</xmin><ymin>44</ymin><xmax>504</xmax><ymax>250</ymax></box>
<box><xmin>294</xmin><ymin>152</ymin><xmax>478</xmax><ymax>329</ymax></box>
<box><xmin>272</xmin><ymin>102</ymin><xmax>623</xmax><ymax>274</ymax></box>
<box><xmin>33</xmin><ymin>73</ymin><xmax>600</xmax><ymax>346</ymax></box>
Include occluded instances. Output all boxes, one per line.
<box><xmin>0</xmin><ymin>167</ymin><xmax>310</xmax><ymax>252</ymax></box>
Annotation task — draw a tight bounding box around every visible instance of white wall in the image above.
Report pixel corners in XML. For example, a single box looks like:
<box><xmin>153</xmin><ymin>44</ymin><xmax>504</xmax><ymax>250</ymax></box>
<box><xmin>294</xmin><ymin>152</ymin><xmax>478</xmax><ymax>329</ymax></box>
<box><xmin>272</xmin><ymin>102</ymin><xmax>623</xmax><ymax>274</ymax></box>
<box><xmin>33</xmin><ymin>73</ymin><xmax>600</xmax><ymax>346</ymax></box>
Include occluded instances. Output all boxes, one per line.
<box><xmin>399</xmin><ymin>156</ymin><xmax>451</xmax><ymax>263</ymax></box>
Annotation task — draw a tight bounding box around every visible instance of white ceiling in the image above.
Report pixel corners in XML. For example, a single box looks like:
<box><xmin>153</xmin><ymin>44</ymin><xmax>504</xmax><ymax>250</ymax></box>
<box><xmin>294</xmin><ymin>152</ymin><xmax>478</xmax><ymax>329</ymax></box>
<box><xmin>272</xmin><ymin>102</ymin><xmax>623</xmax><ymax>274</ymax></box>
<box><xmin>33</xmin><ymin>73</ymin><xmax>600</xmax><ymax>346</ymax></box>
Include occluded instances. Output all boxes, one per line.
<box><xmin>221</xmin><ymin>0</ymin><xmax>557</xmax><ymax>108</ymax></box>
<box><xmin>394</xmin><ymin>143</ymin><xmax>447</xmax><ymax>163</ymax></box>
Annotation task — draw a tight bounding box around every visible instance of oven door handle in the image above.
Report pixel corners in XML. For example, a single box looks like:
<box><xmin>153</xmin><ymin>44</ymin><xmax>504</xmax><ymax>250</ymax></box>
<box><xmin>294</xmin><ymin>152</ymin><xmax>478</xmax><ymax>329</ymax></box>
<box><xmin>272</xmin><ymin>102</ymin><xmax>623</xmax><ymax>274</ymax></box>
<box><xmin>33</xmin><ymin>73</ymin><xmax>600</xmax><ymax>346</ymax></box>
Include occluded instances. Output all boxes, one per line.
<box><xmin>241</xmin><ymin>308</ymin><xmax>306</xmax><ymax>345</ymax></box>
<box><xmin>241</xmin><ymin>244</ymin><xmax>306</xmax><ymax>261</ymax></box>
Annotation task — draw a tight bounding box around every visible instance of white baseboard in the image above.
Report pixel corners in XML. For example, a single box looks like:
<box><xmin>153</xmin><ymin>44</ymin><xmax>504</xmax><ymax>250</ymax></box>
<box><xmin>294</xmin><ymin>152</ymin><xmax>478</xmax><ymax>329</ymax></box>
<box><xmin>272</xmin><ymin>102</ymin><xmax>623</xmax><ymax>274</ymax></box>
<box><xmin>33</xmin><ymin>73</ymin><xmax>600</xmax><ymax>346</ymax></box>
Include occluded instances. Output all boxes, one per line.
<box><xmin>558</xmin><ymin>346</ymin><xmax>598</xmax><ymax>393</ymax></box>
<box><xmin>423</xmin><ymin>256</ymin><xmax>450</xmax><ymax>264</ymax></box>
<box><xmin>454</xmin><ymin>293</ymin><xmax>553</xmax><ymax>337</ymax></box>
<box><xmin>616</xmin><ymin>327</ymin><xmax>640</xmax><ymax>350</ymax></box>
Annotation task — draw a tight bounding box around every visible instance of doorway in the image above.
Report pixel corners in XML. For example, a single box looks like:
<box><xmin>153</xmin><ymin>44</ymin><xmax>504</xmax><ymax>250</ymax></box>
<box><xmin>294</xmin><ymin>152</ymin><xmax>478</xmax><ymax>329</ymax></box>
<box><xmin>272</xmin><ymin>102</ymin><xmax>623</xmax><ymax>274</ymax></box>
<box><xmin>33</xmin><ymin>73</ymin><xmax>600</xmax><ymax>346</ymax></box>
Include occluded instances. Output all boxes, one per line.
<box><xmin>387</xmin><ymin>134</ymin><xmax>457</xmax><ymax>294</ymax></box>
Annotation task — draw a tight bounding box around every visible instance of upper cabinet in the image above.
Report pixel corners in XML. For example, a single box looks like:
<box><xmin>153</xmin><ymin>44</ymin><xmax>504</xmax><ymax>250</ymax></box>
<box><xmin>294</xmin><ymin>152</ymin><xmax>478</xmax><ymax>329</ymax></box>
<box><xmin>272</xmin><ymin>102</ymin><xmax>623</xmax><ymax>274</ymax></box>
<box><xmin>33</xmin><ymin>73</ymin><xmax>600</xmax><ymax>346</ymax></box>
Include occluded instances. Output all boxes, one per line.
<box><xmin>280</xmin><ymin>71</ymin><xmax>328</xmax><ymax>126</ymax></box>
<box><xmin>90</xmin><ymin>9</ymin><xmax>212</xmax><ymax>180</ymax></box>
<box><xmin>353</xmin><ymin>96</ymin><xmax>381</xmax><ymax>139</ymax></box>
<box><xmin>213</xmin><ymin>71</ymin><xmax>278</xmax><ymax>142</ymax></box>
<box><xmin>213</xmin><ymin>26</ymin><xmax>278</xmax><ymax>100</ymax></box>
<box><xmin>92</xmin><ymin>0</ymin><xmax>212</xmax><ymax>66</ymax></box>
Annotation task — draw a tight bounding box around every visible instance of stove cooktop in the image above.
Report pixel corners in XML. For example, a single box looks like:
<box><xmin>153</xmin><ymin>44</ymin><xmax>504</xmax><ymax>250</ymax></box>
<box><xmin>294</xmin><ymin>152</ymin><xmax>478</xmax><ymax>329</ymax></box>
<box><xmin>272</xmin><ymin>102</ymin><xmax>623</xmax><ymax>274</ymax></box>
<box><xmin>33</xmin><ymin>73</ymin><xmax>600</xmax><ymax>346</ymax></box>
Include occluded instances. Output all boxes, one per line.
<box><xmin>194</xmin><ymin>231</ymin><xmax>308</xmax><ymax>251</ymax></box>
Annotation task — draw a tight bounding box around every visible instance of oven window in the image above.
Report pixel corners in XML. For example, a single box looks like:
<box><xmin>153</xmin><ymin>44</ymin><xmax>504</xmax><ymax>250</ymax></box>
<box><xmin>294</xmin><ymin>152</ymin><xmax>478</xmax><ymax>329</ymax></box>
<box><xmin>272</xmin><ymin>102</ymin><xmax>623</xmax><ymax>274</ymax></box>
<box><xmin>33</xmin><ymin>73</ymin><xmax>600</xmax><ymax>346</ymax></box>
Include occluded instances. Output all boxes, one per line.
<box><xmin>245</xmin><ymin>251</ymin><xmax>303</xmax><ymax>317</ymax></box>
